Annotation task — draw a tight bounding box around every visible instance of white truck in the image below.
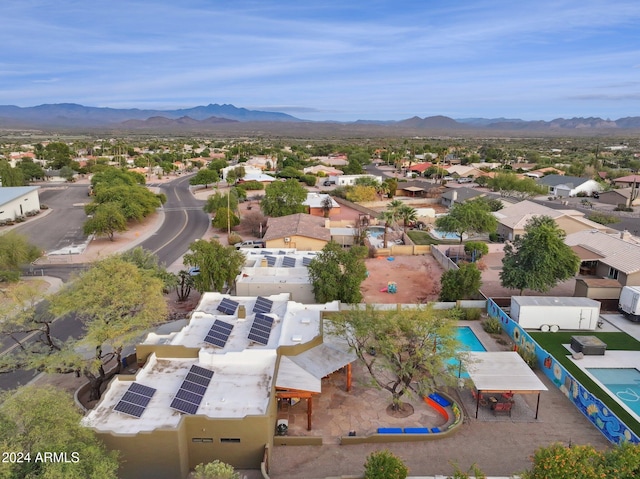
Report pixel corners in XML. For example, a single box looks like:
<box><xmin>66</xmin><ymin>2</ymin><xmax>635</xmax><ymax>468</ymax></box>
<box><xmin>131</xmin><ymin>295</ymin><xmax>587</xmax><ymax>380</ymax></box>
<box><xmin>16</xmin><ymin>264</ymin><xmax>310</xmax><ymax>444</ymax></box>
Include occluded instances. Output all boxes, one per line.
<box><xmin>618</xmin><ymin>286</ymin><xmax>640</xmax><ymax>322</ymax></box>
<box><xmin>510</xmin><ymin>296</ymin><xmax>601</xmax><ymax>332</ymax></box>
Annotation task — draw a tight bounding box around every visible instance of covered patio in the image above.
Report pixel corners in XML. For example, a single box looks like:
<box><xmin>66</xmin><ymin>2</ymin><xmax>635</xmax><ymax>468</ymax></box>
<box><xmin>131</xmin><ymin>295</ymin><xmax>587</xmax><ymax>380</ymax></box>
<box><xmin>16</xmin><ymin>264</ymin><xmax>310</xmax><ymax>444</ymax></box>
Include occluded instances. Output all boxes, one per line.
<box><xmin>465</xmin><ymin>351</ymin><xmax>548</xmax><ymax>419</ymax></box>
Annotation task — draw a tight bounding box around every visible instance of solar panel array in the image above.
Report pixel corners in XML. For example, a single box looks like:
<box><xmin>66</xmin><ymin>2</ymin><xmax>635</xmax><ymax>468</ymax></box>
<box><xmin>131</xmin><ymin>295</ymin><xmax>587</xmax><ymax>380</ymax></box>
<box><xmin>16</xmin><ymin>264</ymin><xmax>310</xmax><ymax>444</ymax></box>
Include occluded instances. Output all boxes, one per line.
<box><xmin>253</xmin><ymin>296</ymin><xmax>273</xmax><ymax>314</ymax></box>
<box><xmin>264</xmin><ymin>255</ymin><xmax>276</xmax><ymax>267</ymax></box>
<box><xmin>170</xmin><ymin>365</ymin><xmax>214</xmax><ymax>415</ymax></box>
<box><xmin>113</xmin><ymin>383</ymin><xmax>157</xmax><ymax>418</ymax></box>
<box><xmin>204</xmin><ymin>320</ymin><xmax>234</xmax><ymax>348</ymax></box>
<box><xmin>282</xmin><ymin>256</ymin><xmax>296</xmax><ymax>268</ymax></box>
<box><xmin>217</xmin><ymin>298</ymin><xmax>239</xmax><ymax>315</ymax></box>
<box><xmin>248</xmin><ymin>313</ymin><xmax>274</xmax><ymax>345</ymax></box>
<box><xmin>302</xmin><ymin>257</ymin><xmax>313</xmax><ymax>266</ymax></box>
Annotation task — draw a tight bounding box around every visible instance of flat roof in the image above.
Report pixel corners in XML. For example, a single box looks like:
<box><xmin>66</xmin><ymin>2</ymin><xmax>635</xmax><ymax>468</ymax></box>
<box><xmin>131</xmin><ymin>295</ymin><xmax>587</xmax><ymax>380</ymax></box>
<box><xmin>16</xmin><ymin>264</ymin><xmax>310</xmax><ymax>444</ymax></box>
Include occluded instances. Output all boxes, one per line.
<box><xmin>511</xmin><ymin>296</ymin><xmax>601</xmax><ymax>308</ymax></box>
<box><xmin>467</xmin><ymin>351</ymin><xmax>548</xmax><ymax>393</ymax></box>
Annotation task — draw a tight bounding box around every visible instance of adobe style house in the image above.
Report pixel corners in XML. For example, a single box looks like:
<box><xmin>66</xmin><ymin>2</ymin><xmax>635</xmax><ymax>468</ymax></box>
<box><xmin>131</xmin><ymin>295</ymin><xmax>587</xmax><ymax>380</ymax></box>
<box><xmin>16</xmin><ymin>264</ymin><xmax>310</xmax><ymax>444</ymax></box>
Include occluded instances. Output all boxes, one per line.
<box><xmin>565</xmin><ymin>230</ymin><xmax>640</xmax><ymax>287</ymax></box>
<box><xmin>82</xmin><ymin>293</ymin><xmax>352</xmax><ymax>479</ymax></box>
<box><xmin>262</xmin><ymin>213</ymin><xmax>331</xmax><ymax>250</ymax></box>
<box><xmin>493</xmin><ymin>200</ymin><xmax>609</xmax><ymax>241</ymax></box>
<box><xmin>537</xmin><ymin>175</ymin><xmax>601</xmax><ymax>197</ymax></box>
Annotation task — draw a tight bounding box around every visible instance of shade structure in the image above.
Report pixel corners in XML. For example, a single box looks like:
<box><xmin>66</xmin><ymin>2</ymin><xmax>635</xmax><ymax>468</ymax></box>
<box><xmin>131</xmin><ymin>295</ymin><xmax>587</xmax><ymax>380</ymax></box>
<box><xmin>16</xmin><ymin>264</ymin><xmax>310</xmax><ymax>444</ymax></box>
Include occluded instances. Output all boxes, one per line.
<box><xmin>466</xmin><ymin>351</ymin><xmax>548</xmax><ymax>419</ymax></box>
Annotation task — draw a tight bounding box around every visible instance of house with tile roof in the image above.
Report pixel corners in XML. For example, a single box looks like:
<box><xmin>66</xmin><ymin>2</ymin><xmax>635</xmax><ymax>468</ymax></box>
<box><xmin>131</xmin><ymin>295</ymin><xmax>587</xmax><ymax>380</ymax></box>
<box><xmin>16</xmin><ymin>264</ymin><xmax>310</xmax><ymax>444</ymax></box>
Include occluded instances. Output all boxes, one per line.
<box><xmin>613</xmin><ymin>175</ymin><xmax>640</xmax><ymax>187</ymax></box>
<box><xmin>565</xmin><ymin>230</ymin><xmax>640</xmax><ymax>286</ymax></box>
<box><xmin>493</xmin><ymin>200</ymin><xmax>609</xmax><ymax>241</ymax></box>
<box><xmin>262</xmin><ymin>213</ymin><xmax>331</xmax><ymax>250</ymax></box>
<box><xmin>82</xmin><ymin>292</ymin><xmax>351</xmax><ymax>479</ymax></box>
<box><xmin>536</xmin><ymin>175</ymin><xmax>601</xmax><ymax>197</ymax></box>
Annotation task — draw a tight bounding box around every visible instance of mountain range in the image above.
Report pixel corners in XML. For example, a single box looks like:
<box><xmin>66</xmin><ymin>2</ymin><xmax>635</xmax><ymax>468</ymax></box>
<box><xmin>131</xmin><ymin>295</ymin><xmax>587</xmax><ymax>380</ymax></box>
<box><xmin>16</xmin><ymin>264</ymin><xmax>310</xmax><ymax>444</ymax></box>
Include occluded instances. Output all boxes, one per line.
<box><xmin>2</xmin><ymin>102</ymin><xmax>640</xmax><ymax>132</ymax></box>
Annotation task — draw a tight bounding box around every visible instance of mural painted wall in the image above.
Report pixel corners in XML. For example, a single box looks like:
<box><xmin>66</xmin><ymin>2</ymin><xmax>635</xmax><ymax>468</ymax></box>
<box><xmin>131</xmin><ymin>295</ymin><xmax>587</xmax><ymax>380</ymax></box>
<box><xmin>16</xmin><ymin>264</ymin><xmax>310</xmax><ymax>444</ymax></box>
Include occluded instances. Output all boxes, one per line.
<box><xmin>487</xmin><ymin>299</ymin><xmax>640</xmax><ymax>445</ymax></box>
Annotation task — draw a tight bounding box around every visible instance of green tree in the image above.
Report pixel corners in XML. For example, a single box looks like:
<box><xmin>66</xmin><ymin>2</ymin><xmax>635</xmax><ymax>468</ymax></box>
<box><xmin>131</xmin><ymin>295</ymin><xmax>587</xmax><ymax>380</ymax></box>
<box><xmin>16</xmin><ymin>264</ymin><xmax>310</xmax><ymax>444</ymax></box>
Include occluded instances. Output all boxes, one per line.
<box><xmin>225</xmin><ymin>166</ymin><xmax>245</xmax><ymax>185</ymax></box>
<box><xmin>439</xmin><ymin>263</ymin><xmax>482</xmax><ymax>301</ymax></box>
<box><xmin>326</xmin><ymin>305</ymin><xmax>460</xmax><ymax>410</ymax></box>
<box><xmin>85</xmin><ymin>184</ymin><xmax>162</xmax><ymax>222</ymax></box>
<box><xmin>204</xmin><ymin>191</ymin><xmax>238</xmax><ymax>215</ymax></box>
<box><xmin>183</xmin><ymin>239</ymin><xmax>245</xmax><ymax>293</ymax></box>
<box><xmin>464</xmin><ymin>241</ymin><xmax>489</xmax><ymax>259</ymax></box>
<box><xmin>0</xmin><ymin>160</ymin><xmax>25</xmax><ymax>186</ymax></box>
<box><xmin>193</xmin><ymin>460</ymin><xmax>240</xmax><ymax>479</ymax></box>
<box><xmin>46</xmin><ymin>257</ymin><xmax>167</xmax><ymax>400</ymax></box>
<box><xmin>211</xmin><ymin>207</ymin><xmax>240</xmax><ymax>230</ymax></box>
<box><xmin>364</xmin><ymin>450</ymin><xmax>408</xmax><ymax>479</ymax></box>
<box><xmin>260</xmin><ymin>179</ymin><xmax>307</xmax><ymax>217</ymax></box>
<box><xmin>118</xmin><ymin>246</ymin><xmax>175</xmax><ymax>293</ymax></box>
<box><xmin>307</xmin><ymin>242</ymin><xmax>368</xmax><ymax>303</ymax></box>
<box><xmin>0</xmin><ymin>231</ymin><xmax>42</xmax><ymax>282</ymax></box>
<box><xmin>345</xmin><ymin>185</ymin><xmax>377</xmax><ymax>202</ymax></box>
<box><xmin>17</xmin><ymin>159</ymin><xmax>45</xmax><ymax>181</ymax></box>
<box><xmin>59</xmin><ymin>165</ymin><xmax>76</xmax><ymax>181</ymax></box>
<box><xmin>488</xmin><ymin>172</ymin><xmax>546</xmax><ymax>199</ymax></box>
<box><xmin>43</xmin><ymin>141</ymin><xmax>73</xmax><ymax>169</ymax></box>
<box><xmin>83</xmin><ymin>202</ymin><xmax>127</xmax><ymax>241</ymax></box>
<box><xmin>0</xmin><ymin>385</ymin><xmax>120</xmax><ymax>479</ymax></box>
<box><xmin>397</xmin><ymin>204</ymin><xmax>418</xmax><ymax>231</ymax></box>
<box><xmin>500</xmin><ymin>216</ymin><xmax>580</xmax><ymax>295</ymax></box>
<box><xmin>190</xmin><ymin>169</ymin><xmax>219</xmax><ymax>188</ymax></box>
<box><xmin>435</xmin><ymin>199</ymin><xmax>497</xmax><ymax>243</ymax></box>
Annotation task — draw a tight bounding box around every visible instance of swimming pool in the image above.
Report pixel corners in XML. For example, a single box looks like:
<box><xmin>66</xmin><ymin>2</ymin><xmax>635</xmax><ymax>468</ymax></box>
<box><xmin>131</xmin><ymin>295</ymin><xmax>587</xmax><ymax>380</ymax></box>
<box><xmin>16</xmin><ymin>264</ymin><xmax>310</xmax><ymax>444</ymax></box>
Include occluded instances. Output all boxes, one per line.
<box><xmin>430</xmin><ymin>229</ymin><xmax>468</xmax><ymax>241</ymax></box>
<box><xmin>367</xmin><ymin>226</ymin><xmax>386</xmax><ymax>238</ymax></box>
<box><xmin>452</xmin><ymin>326</ymin><xmax>486</xmax><ymax>378</ymax></box>
<box><xmin>586</xmin><ymin>368</ymin><xmax>640</xmax><ymax>420</ymax></box>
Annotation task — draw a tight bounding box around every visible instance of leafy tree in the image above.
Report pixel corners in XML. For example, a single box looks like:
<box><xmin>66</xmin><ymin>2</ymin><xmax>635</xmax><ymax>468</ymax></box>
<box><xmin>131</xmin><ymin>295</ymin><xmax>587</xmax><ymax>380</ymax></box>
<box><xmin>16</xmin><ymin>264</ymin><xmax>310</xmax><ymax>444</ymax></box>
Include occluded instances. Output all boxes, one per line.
<box><xmin>345</xmin><ymin>185</ymin><xmax>377</xmax><ymax>202</ymax></box>
<box><xmin>0</xmin><ymin>160</ymin><xmax>25</xmax><ymax>186</ymax></box>
<box><xmin>207</xmin><ymin>158</ymin><xmax>228</xmax><ymax>174</ymax></box>
<box><xmin>183</xmin><ymin>239</ymin><xmax>245</xmax><ymax>293</ymax></box>
<box><xmin>225</xmin><ymin>166</ymin><xmax>245</xmax><ymax>185</ymax></box>
<box><xmin>0</xmin><ymin>231</ymin><xmax>42</xmax><ymax>282</ymax></box>
<box><xmin>193</xmin><ymin>460</ymin><xmax>239</xmax><ymax>479</ymax></box>
<box><xmin>85</xmin><ymin>184</ymin><xmax>162</xmax><ymax>222</ymax></box>
<box><xmin>435</xmin><ymin>199</ymin><xmax>497</xmax><ymax>243</ymax></box>
<box><xmin>364</xmin><ymin>450</ymin><xmax>408</xmax><ymax>479</ymax></box>
<box><xmin>83</xmin><ymin>202</ymin><xmax>127</xmax><ymax>241</ymax></box>
<box><xmin>500</xmin><ymin>216</ymin><xmax>580</xmax><ymax>295</ymax></box>
<box><xmin>46</xmin><ymin>257</ymin><xmax>167</xmax><ymax>400</ymax></box>
<box><xmin>260</xmin><ymin>179</ymin><xmax>307</xmax><ymax>217</ymax></box>
<box><xmin>18</xmin><ymin>159</ymin><xmax>45</xmax><ymax>181</ymax></box>
<box><xmin>190</xmin><ymin>169</ymin><xmax>219</xmax><ymax>188</ymax></box>
<box><xmin>0</xmin><ymin>385</ymin><xmax>120</xmax><ymax>479</ymax></box>
<box><xmin>439</xmin><ymin>263</ymin><xmax>482</xmax><ymax>301</ymax></box>
<box><xmin>521</xmin><ymin>442</ymin><xmax>640</xmax><ymax>479</ymax></box>
<box><xmin>381</xmin><ymin>177</ymin><xmax>398</xmax><ymax>198</ymax></box>
<box><xmin>326</xmin><ymin>305</ymin><xmax>460</xmax><ymax>410</ymax></box>
<box><xmin>175</xmin><ymin>270</ymin><xmax>195</xmax><ymax>301</ymax></box>
<box><xmin>43</xmin><ymin>141</ymin><xmax>73</xmax><ymax>169</ymax></box>
<box><xmin>307</xmin><ymin>242</ymin><xmax>368</xmax><ymax>303</ymax></box>
<box><xmin>204</xmin><ymin>191</ymin><xmax>238</xmax><ymax>215</ymax></box>
<box><xmin>211</xmin><ymin>207</ymin><xmax>240</xmax><ymax>230</ymax></box>
<box><xmin>59</xmin><ymin>165</ymin><xmax>75</xmax><ymax>181</ymax></box>
<box><xmin>464</xmin><ymin>241</ymin><xmax>489</xmax><ymax>259</ymax></box>
<box><xmin>118</xmin><ymin>246</ymin><xmax>175</xmax><ymax>293</ymax></box>
<box><xmin>488</xmin><ymin>172</ymin><xmax>546</xmax><ymax>199</ymax></box>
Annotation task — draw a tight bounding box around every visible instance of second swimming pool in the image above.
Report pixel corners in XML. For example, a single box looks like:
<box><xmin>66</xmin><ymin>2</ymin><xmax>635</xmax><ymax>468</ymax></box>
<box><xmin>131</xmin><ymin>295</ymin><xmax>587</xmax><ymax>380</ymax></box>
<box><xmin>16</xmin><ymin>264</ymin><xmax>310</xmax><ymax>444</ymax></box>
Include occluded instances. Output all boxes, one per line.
<box><xmin>586</xmin><ymin>367</ymin><xmax>640</xmax><ymax>420</ymax></box>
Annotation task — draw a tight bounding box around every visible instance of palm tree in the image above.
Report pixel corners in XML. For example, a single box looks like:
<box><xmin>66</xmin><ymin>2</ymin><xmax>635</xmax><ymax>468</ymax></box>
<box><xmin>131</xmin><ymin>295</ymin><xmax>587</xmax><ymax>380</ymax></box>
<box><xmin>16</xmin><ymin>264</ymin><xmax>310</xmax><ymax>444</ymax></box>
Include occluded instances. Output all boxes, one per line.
<box><xmin>397</xmin><ymin>205</ymin><xmax>418</xmax><ymax>231</ymax></box>
<box><xmin>379</xmin><ymin>210</ymin><xmax>397</xmax><ymax>248</ymax></box>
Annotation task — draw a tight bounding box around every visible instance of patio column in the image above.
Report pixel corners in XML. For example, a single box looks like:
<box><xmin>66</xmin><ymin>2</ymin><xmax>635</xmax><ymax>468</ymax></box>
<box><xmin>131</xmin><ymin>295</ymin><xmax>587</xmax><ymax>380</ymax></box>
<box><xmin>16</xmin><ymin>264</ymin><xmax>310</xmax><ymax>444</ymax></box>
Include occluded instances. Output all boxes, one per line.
<box><xmin>307</xmin><ymin>397</ymin><xmax>313</xmax><ymax>431</ymax></box>
<box><xmin>346</xmin><ymin>363</ymin><xmax>352</xmax><ymax>392</ymax></box>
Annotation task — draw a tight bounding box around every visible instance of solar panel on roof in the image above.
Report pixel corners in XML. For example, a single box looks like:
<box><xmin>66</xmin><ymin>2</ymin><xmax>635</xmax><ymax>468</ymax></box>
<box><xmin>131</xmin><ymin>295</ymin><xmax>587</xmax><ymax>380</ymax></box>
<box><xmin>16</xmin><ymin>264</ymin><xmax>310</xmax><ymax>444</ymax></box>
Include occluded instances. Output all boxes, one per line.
<box><xmin>170</xmin><ymin>365</ymin><xmax>214</xmax><ymax>415</ymax></box>
<box><xmin>265</xmin><ymin>255</ymin><xmax>276</xmax><ymax>267</ymax></box>
<box><xmin>248</xmin><ymin>313</ymin><xmax>274</xmax><ymax>345</ymax></box>
<box><xmin>217</xmin><ymin>298</ymin><xmax>239</xmax><ymax>315</ymax></box>
<box><xmin>282</xmin><ymin>256</ymin><xmax>296</xmax><ymax>268</ymax></box>
<box><xmin>253</xmin><ymin>296</ymin><xmax>273</xmax><ymax>314</ymax></box>
<box><xmin>113</xmin><ymin>383</ymin><xmax>157</xmax><ymax>418</ymax></box>
<box><xmin>204</xmin><ymin>319</ymin><xmax>234</xmax><ymax>348</ymax></box>
<box><xmin>302</xmin><ymin>257</ymin><xmax>312</xmax><ymax>266</ymax></box>
<box><xmin>278</xmin><ymin>250</ymin><xmax>287</xmax><ymax>255</ymax></box>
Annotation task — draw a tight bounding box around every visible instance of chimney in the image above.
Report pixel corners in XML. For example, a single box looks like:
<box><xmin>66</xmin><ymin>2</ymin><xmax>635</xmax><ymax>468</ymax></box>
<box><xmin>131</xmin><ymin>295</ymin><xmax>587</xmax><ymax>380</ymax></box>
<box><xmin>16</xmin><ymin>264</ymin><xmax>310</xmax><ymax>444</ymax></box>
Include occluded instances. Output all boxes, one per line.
<box><xmin>620</xmin><ymin>230</ymin><xmax>632</xmax><ymax>242</ymax></box>
<box><xmin>237</xmin><ymin>305</ymin><xmax>246</xmax><ymax>319</ymax></box>
<box><xmin>451</xmin><ymin>191</ymin><xmax>458</xmax><ymax>202</ymax></box>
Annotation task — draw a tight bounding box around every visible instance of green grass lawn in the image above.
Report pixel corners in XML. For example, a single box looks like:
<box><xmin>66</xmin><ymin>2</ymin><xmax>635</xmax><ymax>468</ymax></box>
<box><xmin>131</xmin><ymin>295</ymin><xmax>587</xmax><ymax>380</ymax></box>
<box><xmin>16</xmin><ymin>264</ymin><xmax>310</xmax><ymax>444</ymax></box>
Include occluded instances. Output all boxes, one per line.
<box><xmin>406</xmin><ymin>230</ymin><xmax>458</xmax><ymax>246</ymax></box>
<box><xmin>530</xmin><ymin>331</ymin><xmax>640</xmax><ymax>435</ymax></box>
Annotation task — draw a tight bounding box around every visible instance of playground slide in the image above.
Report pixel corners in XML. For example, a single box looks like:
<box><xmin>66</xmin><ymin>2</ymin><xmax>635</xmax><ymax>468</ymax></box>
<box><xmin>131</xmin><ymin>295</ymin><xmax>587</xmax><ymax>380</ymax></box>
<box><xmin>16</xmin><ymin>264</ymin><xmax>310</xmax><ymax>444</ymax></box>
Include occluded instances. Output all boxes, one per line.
<box><xmin>423</xmin><ymin>396</ymin><xmax>450</xmax><ymax>422</ymax></box>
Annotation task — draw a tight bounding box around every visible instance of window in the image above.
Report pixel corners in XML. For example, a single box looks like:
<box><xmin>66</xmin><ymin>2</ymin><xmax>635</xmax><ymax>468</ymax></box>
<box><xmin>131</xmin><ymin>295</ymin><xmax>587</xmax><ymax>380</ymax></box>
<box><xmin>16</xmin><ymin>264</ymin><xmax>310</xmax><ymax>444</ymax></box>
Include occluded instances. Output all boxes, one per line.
<box><xmin>608</xmin><ymin>267</ymin><xmax>619</xmax><ymax>280</ymax></box>
<box><xmin>191</xmin><ymin>438</ymin><xmax>213</xmax><ymax>443</ymax></box>
<box><xmin>220</xmin><ymin>438</ymin><xmax>241</xmax><ymax>443</ymax></box>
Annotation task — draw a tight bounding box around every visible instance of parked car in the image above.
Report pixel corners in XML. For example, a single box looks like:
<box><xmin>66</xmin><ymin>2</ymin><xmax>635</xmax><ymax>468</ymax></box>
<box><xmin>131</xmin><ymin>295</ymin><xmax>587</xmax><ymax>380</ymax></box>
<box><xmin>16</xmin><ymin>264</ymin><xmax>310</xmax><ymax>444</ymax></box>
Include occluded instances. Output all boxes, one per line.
<box><xmin>323</xmin><ymin>180</ymin><xmax>334</xmax><ymax>186</ymax></box>
<box><xmin>592</xmin><ymin>191</ymin><xmax>599</xmax><ymax>199</ymax></box>
<box><xmin>457</xmin><ymin>177</ymin><xmax>473</xmax><ymax>184</ymax></box>
<box><xmin>188</xmin><ymin>267</ymin><xmax>200</xmax><ymax>276</ymax></box>
<box><xmin>234</xmin><ymin>240</ymin><xmax>265</xmax><ymax>249</ymax></box>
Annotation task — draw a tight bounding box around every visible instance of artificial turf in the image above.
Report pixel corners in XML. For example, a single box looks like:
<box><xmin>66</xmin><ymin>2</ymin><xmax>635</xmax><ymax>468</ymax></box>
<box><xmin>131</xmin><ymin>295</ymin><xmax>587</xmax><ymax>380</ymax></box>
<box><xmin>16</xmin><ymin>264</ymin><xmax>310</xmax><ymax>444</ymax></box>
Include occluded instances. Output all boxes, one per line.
<box><xmin>530</xmin><ymin>331</ymin><xmax>640</xmax><ymax>435</ymax></box>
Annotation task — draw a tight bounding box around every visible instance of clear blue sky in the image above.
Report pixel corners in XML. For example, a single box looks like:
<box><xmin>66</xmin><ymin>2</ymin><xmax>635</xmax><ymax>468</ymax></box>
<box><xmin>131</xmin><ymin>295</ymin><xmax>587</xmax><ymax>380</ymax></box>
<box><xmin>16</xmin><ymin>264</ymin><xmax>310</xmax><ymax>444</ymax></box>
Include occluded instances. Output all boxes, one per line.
<box><xmin>2</xmin><ymin>0</ymin><xmax>639</xmax><ymax>121</ymax></box>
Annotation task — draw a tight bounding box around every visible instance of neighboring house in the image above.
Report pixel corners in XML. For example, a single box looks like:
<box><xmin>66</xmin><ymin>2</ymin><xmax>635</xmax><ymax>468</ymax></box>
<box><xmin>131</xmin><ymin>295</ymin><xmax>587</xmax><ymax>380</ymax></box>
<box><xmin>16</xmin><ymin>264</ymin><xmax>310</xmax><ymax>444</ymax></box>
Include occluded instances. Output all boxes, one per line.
<box><xmin>302</xmin><ymin>165</ymin><xmax>343</xmax><ymax>177</ymax></box>
<box><xmin>598</xmin><ymin>188</ymin><xmax>640</xmax><ymax>207</ymax></box>
<box><xmin>565</xmin><ymin>230</ymin><xmax>640</xmax><ymax>287</ymax></box>
<box><xmin>335</xmin><ymin>174</ymin><xmax>381</xmax><ymax>186</ymax></box>
<box><xmin>445</xmin><ymin>165</ymin><xmax>483</xmax><ymax>178</ymax></box>
<box><xmin>312</xmin><ymin>155</ymin><xmax>349</xmax><ymax>167</ymax></box>
<box><xmin>0</xmin><ymin>186</ymin><xmax>40</xmax><ymax>222</ymax></box>
<box><xmin>493</xmin><ymin>200</ymin><xmax>610</xmax><ymax>241</ymax></box>
<box><xmin>262</xmin><ymin>213</ymin><xmax>331</xmax><ymax>250</ymax></box>
<box><xmin>440</xmin><ymin>187</ymin><xmax>485</xmax><ymax>208</ymax></box>
<box><xmin>537</xmin><ymin>175</ymin><xmax>601</xmax><ymax>197</ymax></box>
<box><xmin>240</xmin><ymin>173</ymin><xmax>276</xmax><ymax>185</ymax></box>
<box><xmin>82</xmin><ymin>292</ymin><xmax>352</xmax><ymax>479</ymax></box>
<box><xmin>236</xmin><ymin>250</ymin><xmax>318</xmax><ymax>303</ymax></box>
<box><xmin>303</xmin><ymin>193</ymin><xmax>340</xmax><ymax>218</ymax></box>
<box><xmin>406</xmin><ymin>162</ymin><xmax>432</xmax><ymax>175</ymax></box>
<box><xmin>221</xmin><ymin>164</ymin><xmax>262</xmax><ymax>181</ymax></box>
<box><xmin>613</xmin><ymin>174</ymin><xmax>640</xmax><ymax>187</ymax></box>
<box><xmin>44</xmin><ymin>169</ymin><xmax>72</xmax><ymax>182</ymax></box>
<box><xmin>244</xmin><ymin>156</ymin><xmax>273</xmax><ymax>170</ymax></box>
<box><xmin>524</xmin><ymin>167</ymin><xmax>565</xmax><ymax>179</ymax></box>
<box><xmin>395</xmin><ymin>181</ymin><xmax>442</xmax><ymax>198</ymax></box>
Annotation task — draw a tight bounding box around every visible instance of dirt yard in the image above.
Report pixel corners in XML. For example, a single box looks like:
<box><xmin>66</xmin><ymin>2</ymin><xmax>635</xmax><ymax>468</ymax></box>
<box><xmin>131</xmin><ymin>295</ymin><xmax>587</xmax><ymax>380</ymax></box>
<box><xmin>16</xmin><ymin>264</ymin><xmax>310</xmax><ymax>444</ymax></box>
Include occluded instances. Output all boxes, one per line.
<box><xmin>361</xmin><ymin>255</ymin><xmax>442</xmax><ymax>304</ymax></box>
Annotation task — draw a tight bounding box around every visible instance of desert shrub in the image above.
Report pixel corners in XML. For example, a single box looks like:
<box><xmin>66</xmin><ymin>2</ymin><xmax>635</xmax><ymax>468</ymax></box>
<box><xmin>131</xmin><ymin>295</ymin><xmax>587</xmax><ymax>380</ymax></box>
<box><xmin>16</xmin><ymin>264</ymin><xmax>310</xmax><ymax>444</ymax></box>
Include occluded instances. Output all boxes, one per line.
<box><xmin>488</xmin><ymin>232</ymin><xmax>499</xmax><ymax>242</ymax></box>
<box><xmin>517</xmin><ymin>346</ymin><xmax>537</xmax><ymax>369</ymax></box>
<box><xmin>227</xmin><ymin>233</ymin><xmax>242</xmax><ymax>246</ymax></box>
<box><xmin>237</xmin><ymin>180</ymin><xmax>263</xmax><ymax>190</ymax></box>
<box><xmin>193</xmin><ymin>460</ymin><xmax>239</xmax><ymax>479</ymax></box>
<box><xmin>364</xmin><ymin>450</ymin><xmax>408</xmax><ymax>479</ymax></box>
<box><xmin>614</xmin><ymin>204</ymin><xmax>633</xmax><ymax>212</ymax></box>
<box><xmin>482</xmin><ymin>317</ymin><xmax>503</xmax><ymax>334</ymax></box>
<box><xmin>464</xmin><ymin>308</ymin><xmax>482</xmax><ymax>321</ymax></box>
<box><xmin>448</xmin><ymin>306</ymin><xmax>466</xmax><ymax>321</ymax></box>
<box><xmin>587</xmin><ymin>212</ymin><xmax>620</xmax><ymax>225</ymax></box>
<box><xmin>300</xmin><ymin>174</ymin><xmax>317</xmax><ymax>186</ymax></box>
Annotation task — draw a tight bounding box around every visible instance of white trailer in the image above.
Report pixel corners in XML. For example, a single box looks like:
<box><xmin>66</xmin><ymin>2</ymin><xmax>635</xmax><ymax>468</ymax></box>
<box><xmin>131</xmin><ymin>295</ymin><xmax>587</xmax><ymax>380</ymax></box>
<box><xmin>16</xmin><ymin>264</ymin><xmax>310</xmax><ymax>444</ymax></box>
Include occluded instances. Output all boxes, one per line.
<box><xmin>510</xmin><ymin>296</ymin><xmax>601</xmax><ymax>332</ymax></box>
<box><xmin>618</xmin><ymin>286</ymin><xmax>640</xmax><ymax>322</ymax></box>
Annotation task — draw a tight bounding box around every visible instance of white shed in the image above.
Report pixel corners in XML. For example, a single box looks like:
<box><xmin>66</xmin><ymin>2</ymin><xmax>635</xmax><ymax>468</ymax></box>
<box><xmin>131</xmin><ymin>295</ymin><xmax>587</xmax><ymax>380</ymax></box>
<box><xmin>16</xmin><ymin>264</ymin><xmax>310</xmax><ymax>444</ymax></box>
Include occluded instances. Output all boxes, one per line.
<box><xmin>0</xmin><ymin>186</ymin><xmax>41</xmax><ymax>222</ymax></box>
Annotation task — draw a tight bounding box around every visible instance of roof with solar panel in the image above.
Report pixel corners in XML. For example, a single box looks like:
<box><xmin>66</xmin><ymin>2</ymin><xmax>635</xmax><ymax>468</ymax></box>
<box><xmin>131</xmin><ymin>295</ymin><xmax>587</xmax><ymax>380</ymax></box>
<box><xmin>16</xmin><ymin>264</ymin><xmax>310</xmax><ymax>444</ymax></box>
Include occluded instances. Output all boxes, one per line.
<box><xmin>81</xmin><ymin>292</ymin><xmax>343</xmax><ymax>434</ymax></box>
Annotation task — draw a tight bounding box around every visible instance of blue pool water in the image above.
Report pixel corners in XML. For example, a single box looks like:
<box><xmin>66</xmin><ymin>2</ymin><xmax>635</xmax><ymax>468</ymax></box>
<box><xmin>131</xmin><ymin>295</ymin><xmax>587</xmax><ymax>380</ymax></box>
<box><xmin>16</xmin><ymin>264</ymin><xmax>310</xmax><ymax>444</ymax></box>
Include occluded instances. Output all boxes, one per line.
<box><xmin>452</xmin><ymin>326</ymin><xmax>486</xmax><ymax>378</ymax></box>
<box><xmin>586</xmin><ymin>368</ymin><xmax>640</xmax><ymax>418</ymax></box>
<box><xmin>367</xmin><ymin>226</ymin><xmax>386</xmax><ymax>239</ymax></box>
<box><xmin>430</xmin><ymin>229</ymin><xmax>468</xmax><ymax>241</ymax></box>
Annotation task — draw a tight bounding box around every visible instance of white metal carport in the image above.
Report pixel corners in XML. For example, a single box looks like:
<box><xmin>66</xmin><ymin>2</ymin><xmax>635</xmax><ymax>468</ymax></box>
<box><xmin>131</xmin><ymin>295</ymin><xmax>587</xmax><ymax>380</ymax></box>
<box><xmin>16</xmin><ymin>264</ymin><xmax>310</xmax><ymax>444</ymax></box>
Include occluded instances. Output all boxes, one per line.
<box><xmin>466</xmin><ymin>351</ymin><xmax>548</xmax><ymax>419</ymax></box>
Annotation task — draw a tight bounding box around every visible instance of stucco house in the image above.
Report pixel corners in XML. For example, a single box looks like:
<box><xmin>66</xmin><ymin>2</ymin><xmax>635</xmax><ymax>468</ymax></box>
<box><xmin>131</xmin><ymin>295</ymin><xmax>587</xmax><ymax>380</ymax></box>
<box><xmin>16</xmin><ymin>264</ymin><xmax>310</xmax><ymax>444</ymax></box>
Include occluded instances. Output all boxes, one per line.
<box><xmin>493</xmin><ymin>200</ymin><xmax>610</xmax><ymax>241</ymax></box>
<box><xmin>565</xmin><ymin>230</ymin><xmax>640</xmax><ymax>287</ymax></box>
<box><xmin>303</xmin><ymin>193</ymin><xmax>340</xmax><ymax>218</ymax></box>
<box><xmin>440</xmin><ymin>187</ymin><xmax>485</xmax><ymax>208</ymax></box>
<box><xmin>598</xmin><ymin>188</ymin><xmax>640</xmax><ymax>207</ymax></box>
<box><xmin>82</xmin><ymin>292</ymin><xmax>352</xmax><ymax>479</ymax></box>
<box><xmin>536</xmin><ymin>175</ymin><xmax>601</xmax><ymax>197</ymax></box>
<box><xmin>262</xmin><ymin>213</ymin><xmax>331</xmax><ymax>250</ymax></box>
<box><xmin>613</xmin><ymin>174</ymin><xmax>640</xmax><ymax>187</ymax></box>
<box><xmin>0</xmin><ymin>186</ymin><xmax>40</xmax><ymax>222</ymax></box>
